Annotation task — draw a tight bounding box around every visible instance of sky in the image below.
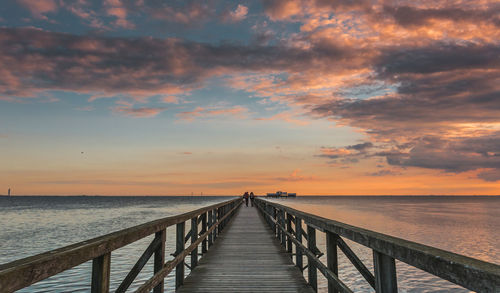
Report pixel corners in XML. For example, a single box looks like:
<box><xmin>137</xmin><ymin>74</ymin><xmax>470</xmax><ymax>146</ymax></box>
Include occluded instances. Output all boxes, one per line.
<box><xmin>0</xmin><ymin>0</ymin><xmax>499</xmax><ymax>195</ymax></box>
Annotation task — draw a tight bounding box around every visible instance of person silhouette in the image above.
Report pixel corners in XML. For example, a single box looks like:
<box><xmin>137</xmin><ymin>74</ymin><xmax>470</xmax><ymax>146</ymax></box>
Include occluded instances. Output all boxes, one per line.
<box><xmin>243</xmin><ymin>191</ymin><xmax>249</xmax><ymax>207</ymax></box>
<box><xmin>250</xmin><ymin>192</ymin><xmax>255</xmax><ymax>207</ymax></box>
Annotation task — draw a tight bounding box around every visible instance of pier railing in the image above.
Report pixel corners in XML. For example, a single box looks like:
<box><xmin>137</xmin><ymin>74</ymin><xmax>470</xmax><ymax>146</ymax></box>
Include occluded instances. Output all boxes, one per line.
<box><xmin>0</xmin><ymin>197</ymin><xmax>241</xmax><ymax>293</ymax></box>
<box><xmin>255</xmin><ymin>198</ymin><xmax>500</xmax><ymax>293</ymax></box>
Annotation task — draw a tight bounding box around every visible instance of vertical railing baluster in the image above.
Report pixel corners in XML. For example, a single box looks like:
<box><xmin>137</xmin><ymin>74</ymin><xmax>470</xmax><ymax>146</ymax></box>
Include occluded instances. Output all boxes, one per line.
<box><xmin>191</xmin><ymin>217</ymin><xmax>198</xmax><ymax>269</ymax></box>
<box><xmin>307</xmin><ymin>225</ymin><xmax>318</xmax><ymax>292</ymax></box>
<box><xmin>202</xmin><ymin>212</ymin><xmax>208</xmax><ymax>253</ymax></box>
<box><xmin>153</xmin><ymin>229</ymin><xmax>166</xmax><ymax>293</ymax></box>
<box><xmin>207</xmin><ymin>210</ymin><xmax>213</xmax><ymax>247</ymax></box>
<box><xmin>286</xmin><ymin>213</ymin><xmax>293</xmax><ymax>258</ymax></box>
<box><xmin>175</xmin><ymin>222</ymin><xmax>185</xmax><ymax>289</ymax></box>
<box><xmin>295</xmin><ymin>217</ymin><xmax>303</xmax><ymax>270</ymax></box>
<box><xmin>91</xmin><ymin>253</ymin><xmax>111</xmax><ymax>293</ymax></box>
<box><xmin>373</xmin><ymin>250</ymin><xmax>398</xmax><ymax>293</ymax></box>
<box><xmin>326</xmin><ymin>231</ymin><xmax>339</xmax><ymax>293</ymax></box>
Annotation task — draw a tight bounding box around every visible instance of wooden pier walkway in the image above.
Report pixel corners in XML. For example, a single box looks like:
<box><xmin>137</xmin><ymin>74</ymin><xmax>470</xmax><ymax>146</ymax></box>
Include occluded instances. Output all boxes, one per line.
<box><xmin>1</xmin><ymin>197</ymin><xmax>498</xmax><ymax>293</ymax></box>
<box><xmin>178</xmin><ymin>205</ymin><xmax>314</xmax><ymax>293</ymax></box>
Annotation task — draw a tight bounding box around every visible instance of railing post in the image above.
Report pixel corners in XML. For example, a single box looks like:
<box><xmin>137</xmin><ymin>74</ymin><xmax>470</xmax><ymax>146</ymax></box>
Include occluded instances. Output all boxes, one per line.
<box><xmin>153</xmin><ymin>229</ymin><xmax>166</xmax><ymax>293</ymax></box>
<box><xmin>191</xmin><ymin>217</ymin><xmax>198</xmax><ymax>269</ymax></box>
<box><xmin>207</xmin><ymin>210</ymin><xmax>213</xmax><ymax>247</ymax></box>
<box><xmin>217</xmin><ymin>207</ymin><xmax>222</xmax><ymax>232</ymax></box>
<box><xmin>295</xmin><ymin>217</ymin><xmax>303</xmax><ymax>270</ymax></box>
<box><xmin>280</xmin><ymin>210</ymin><xmax>286</xmax><ymax>247</ymax></box>
<box><xmin>326</xmin><ymin>231</ymin><xmax>339</xmax><ymax>293</ymax></box>
<box><xmin>373</xmin><ymin>250</ymin><xmax>398</xmax><ymax>293</ymax></box>
<box><xmin>91</xmin><ymin>252</ymin><xmax>111</xmax><ymax>293</ymax></box>
<box><xmin>307</xmin><ymin>225</ymin><xmax>318</xmax><ymax>292</ymax></box>
<box><xmin>213</xmin><ymin>208</ymin><xmax>217</xmax><ymax>240</ymax></box>
<box><xmin>175</xmin><ymin>222</ymin><xmax>185</xmax><ymax>289</ymax></box>
<box><xmin>202</xmin><ymin>212</ymin><xmax>208</xmax><ymax>253</ymax></box>
<box><xmin>273</xmin><ymin>207</ymin><xmax>277</xmax><ymax>237</ymax></box>
<box><xmin>267</xmin><ymin>204</ymin><xmax>273</xmax><ymax>228</ymax></box>
<box><xmin>286</xmin><ymin>213</ymin><xmax>293</xmax><ymax>257</ymax></box>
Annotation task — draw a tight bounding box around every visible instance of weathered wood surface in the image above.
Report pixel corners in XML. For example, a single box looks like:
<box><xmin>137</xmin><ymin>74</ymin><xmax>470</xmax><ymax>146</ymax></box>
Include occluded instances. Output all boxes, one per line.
<box><xmin>257</xmin><ymin>198</ymin><xmax>500</xmax><ymax>293</ymax></box>
<box><xmin>0</xmin><ymin>198</ymin><xmax>240</xmax><ymax>293</ymax></box>
<box><xmin>178</xmin><ymin>205</ymin><xmax>314</xmax><ymax>292</ymax></box>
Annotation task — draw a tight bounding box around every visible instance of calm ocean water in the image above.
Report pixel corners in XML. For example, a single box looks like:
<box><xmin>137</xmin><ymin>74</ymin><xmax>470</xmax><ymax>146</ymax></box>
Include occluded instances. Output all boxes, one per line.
<box><xmin>1</xmin><ymin>196</ymin><xmax>498</xmax><ymax>292</ymax></box>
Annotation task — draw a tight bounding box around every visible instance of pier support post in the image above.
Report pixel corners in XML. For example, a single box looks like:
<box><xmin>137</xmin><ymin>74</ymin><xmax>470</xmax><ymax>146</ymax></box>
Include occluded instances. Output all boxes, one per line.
<box><xmin>91</xmin><ymin>252</ymin><xmax>110</xmax><ymax>293</ymax></box>
<box><xmin>207</xmin><ymin>210</ymin><xmax>213</xmax><ymax>247</ymax></box>
<box><xmin>176</xmin><ymin>222</ymin><xmax>185</xmax><ymax>289</ymax></box>
<box><xmin>307</xmin><ymin>225</ymin><xmax>318</xmax><ymax>292</ymax></box>
<box><xmin>202</xmin><ymin>212</ymin><xmax>208</xmax><ymax>253</ymax></box>
<box><xmin>295</xmin><ymin>217</ymin><xmax>303</xmax><ymax>270</ymax></box>
<box><xmin>153</xmin><ymin>229</ymin><xmax>166</xmax><ymax>293</ymax></box>
<box><xmin>326</xmin><ymin>231</ymin><xmax>339</xmax><ymax>293</ymax></box>
<box><xmin>191</xmin><ymin>217</ymin><xmax>198</xmax><ymax>269</ymax></box>
<box><xmin>373</xmin><ymin>250</ymin><xmax>398</xmax><ymax>293</ymax></box>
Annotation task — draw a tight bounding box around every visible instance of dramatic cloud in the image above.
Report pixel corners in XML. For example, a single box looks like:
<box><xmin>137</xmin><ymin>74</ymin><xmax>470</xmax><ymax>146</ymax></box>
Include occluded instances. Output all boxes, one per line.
<box><xmin>104</xmin><ymin>0</ymin><xmax>134</xmax><ymax>28</ymax></box>
<box><xmin>4</xmin><ymin>0</ymin><xmax>500</xmax><ymax>184</ymax></box>
<box><xmin>0</xmin><ymin>27</ymin><xmax>362</xmax><ymax>101</ymax></box>
<box><xmin>17</xmin><ymin>0</ymin><xmax>58</xmax><ymax>19</ymax></box>
<box><xmin>222</xmin><ymin>4</ymin><xmax>248</xmax><ymax>22</ymax></box>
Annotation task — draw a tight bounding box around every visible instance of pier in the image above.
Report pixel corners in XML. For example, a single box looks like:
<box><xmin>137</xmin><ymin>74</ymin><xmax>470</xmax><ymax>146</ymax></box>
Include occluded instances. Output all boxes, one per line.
<box><xmin>0</xmin><ymin>197</ymin><xmax>499</xmax><ymax>292</ymax></box>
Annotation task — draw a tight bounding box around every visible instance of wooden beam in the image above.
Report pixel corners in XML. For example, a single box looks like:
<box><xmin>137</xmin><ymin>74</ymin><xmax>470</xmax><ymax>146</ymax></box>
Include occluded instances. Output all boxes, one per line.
<box><xmin>201</xmin><ymin>213</ymin><xmax>208</xmax><ymax>253</ymax></box>
<box><xmin>153</xmin><ymin>229</ymin><xmax>166</xmax><ymax>293</ymax></box>
<box><xmin>0</xmin><ymin>198</ymin><xmax>241</xmax><ymax>293</ymax></box>
<box><xmin>373</xmin><ymin>250</ymin><xmax>398</xmax><ymax>293</ymax></box>
<box><xmin>326</xmin><ymin>231</ymin><xmax>339</xmax><ymax>293</ymax></box>
<box><xmin>207</xmin><ymin>210</ymin><xmax>213</xmax><ymax>247</ymax></box>
<box><xmin>91</xmin><ymin>253</ymin><xmax>110</xmax><ymax>293</ymax></box>
<box><xmin>286</xmin><ymin>213</ymin><xmax>293</xmax><ymax>257</ymax></box>
<box><xmin>175</xmin><ymin>222</ymin><xmax>185</xmax><ymax>289</ymax></box>
<box><xmin>258</xmin><ymin>206</ymin><xmax>353</xmax><ymax>293</ymax></box>
<box><xmin>190</xmin><ymin>217</ymin><xmax>198</xmax><ymax>269</ymax></box>
<box><xmin>115</xmin><ymin>237</ymin><xmax>160</xmax><ymax>293</ymax></box>
<box><xmin>336</xmin><ymin>237</ymin><xmax>375</xmax><ymax>288</ymax></box>
<box><xmin>295</xmin><ymin>217</ymin><xmax>303</xmax><ymax>271</ymax></box>
<box><xmin>136</xmin><ymin>201</ymin><xmax>242</xmax><ymax>293</ymax></box>
<box><xmin>255</xmin><ymin>198</ymin><xmax>500</xmax><ymax>293</ymax></box>
<box><xmin>307</xmin><ymin>225</ymin><xmax>317</xmax><ymax>292</ymax></box>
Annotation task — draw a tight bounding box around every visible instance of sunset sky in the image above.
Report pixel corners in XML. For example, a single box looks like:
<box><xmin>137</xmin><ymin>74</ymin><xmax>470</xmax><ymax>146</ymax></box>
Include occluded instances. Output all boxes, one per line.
<box><xmin>1</xmin><ymin>0</ymin><xmax>499</xmax><ymax>195</ymax></box>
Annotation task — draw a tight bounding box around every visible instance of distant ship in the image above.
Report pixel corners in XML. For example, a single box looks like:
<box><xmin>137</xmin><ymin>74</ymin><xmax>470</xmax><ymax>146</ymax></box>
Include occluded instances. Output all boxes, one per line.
<box><xmin>266</xmin><ymin>191</ymin><xmax>296</xmax><ymax>198</ymax></box>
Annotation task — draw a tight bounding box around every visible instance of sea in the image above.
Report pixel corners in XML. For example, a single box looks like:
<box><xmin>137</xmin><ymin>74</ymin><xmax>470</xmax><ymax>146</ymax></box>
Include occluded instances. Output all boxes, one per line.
<box><xmin>0</xmin><ymin>195</ymin><xmax>498</xmax><ymax>292</ymax></box>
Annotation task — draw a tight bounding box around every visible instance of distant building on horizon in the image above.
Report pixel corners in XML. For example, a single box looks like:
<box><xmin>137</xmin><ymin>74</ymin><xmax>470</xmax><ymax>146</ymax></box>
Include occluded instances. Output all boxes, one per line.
<box><xmin>8</xmin><ymin>188</ymin><xmax>11</xmax><ymax>196</ymax></box>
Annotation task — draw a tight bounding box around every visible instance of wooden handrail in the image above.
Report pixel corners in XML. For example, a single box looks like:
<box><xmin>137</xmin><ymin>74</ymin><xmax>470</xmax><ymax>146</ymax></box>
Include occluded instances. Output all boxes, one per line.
<box><xmin>0</xmin><ymin>197</ymin><xmax>241</xmax><ymax>292</ymax></box>
<box><xmin>255</xmin><ymin>198</ymin><xmax>500</xmax><ymax>293</ymax></box>
<box><xmin>134</xmin><ymin>201</ymin><xmax>241</xmax><ymax>292</ymax></box>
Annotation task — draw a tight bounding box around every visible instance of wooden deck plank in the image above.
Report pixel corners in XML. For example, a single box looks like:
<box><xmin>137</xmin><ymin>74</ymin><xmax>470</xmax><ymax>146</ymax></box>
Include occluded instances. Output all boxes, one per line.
<box><xmin>177</xmin><ymin>205</ymin><xmax>314</xmax><ymax>293</ymax></box>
